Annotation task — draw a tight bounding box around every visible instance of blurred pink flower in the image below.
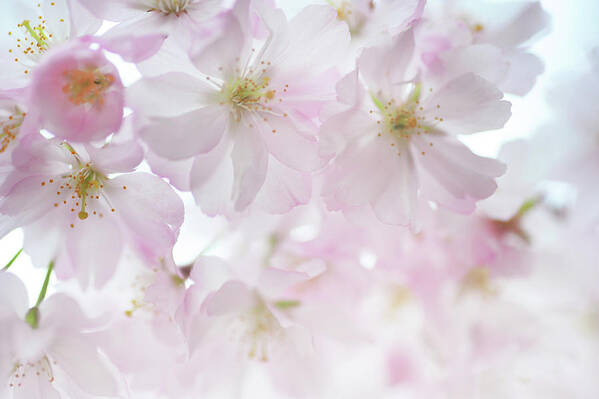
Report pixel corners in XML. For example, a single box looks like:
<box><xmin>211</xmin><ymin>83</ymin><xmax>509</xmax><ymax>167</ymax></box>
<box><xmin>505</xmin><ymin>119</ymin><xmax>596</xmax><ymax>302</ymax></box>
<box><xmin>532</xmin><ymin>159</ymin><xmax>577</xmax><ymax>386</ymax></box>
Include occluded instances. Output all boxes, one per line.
<box><xmin>0</xmin><ymin>272</ymin><xmax>119</xmax><ymax>399</ymax></box>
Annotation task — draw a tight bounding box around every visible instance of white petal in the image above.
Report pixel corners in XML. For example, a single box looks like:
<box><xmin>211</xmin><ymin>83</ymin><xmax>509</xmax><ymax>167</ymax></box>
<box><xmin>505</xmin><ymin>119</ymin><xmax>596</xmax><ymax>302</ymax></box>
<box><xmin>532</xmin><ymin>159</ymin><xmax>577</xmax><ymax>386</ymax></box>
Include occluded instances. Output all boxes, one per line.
<box><xmin>49</xmin><ymin>335</ymin><xmax>118</xmax><ymax>396</ymax></box>
<box><xmin>371</xmin><ymin>149</ymin><xmax>419</xmax><ymax>226</ymax></box>
<box><xmin>140</xmin><ymin>106</ymin><xmax>227</xmax><ymax>160</ymax></box>
<box><xmin>0</xmin><ymin>272</ymin><xmax>28</xmax><ymax>317</ymax></box>
<box><xmin>127</xmin><ymin>72</ymin><xmax>215</xmax><ymax>118</ymax></box>
<box><xmin>423</xmin><ymin>73</ymin><xmax>511</xmax><ymax>135</ymax></box>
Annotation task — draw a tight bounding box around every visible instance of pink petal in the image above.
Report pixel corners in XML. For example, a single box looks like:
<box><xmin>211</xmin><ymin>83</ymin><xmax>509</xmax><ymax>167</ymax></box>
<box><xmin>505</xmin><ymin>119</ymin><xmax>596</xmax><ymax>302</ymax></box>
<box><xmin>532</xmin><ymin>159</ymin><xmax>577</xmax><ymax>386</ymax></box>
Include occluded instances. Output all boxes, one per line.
<box><xmin>203</xmin><ymin>280</ymin><xmax>255</xmax><ymax>316</ymax></box>
<box><xmin>371</xmin><ymin>149</ymin><xmax>419</xmax><ymax>226</ymax></box>
<box><xmin>423</xmin><ymin>73</ymin><xmax>511</xmax><ymax>135</ymax></box>
<box><xmin>277</xmin><ymin>5</ymin><xmax>350</xmax><ymax>71</ymax></box>
<box><xmin>479</xmin><ymin>1</ymin><xmax>551</xmax><ymax>49</ymax></box>
<box><xmin>0</xmin><ymin>175</ymin><xmax>57</xmax><ymax>228</ymax></box>
<box><xmin>97</xmin><ymin>33</ymin><xmax>167</xmax><ymax>63</ymax></box>
<box><xmin>258</xmin><ymin>115</ymin><xmax>325</xmax><ymax>172</ymax></box>
<box><xmin>0</xmin><ymin>272</ymin><xmax>29</xmax><ymax>317</ymax></box>
<box><xmin>413</xmin><ymin>134</ymin><xmax>505</xmax><ymax>206</ymax></box>
<box><xmin>258</xmin><ymin>267</ymin><xmax>314</xmax><ymax>299</ymax></box>
<box><xmin>335</xmin><ymin>69</ymin><xmax>365</xmax><ymax>107</ymax></box>
<box><xmin>63</xmin><ymin>0</ymin><xmax>103</xmax><ymax>36</ymax></box>
<box><xmin>319</xmin><ymin>107</ymin><xmax>374</xmax><ymax>157</ymax></box>
<box><xmin>146</xmin><ymin>149</ymin><xmax>195</xmax><ymax>191</ymax></box>
<box><xmin>76</xmin><ymin>0</ymin><xmax>146</xmax><ymax>21</ymax></box>
<box><xmin>231</xmin><ymin>125</ymin><xmax>268</xmax><ymax>212</ymax></box>
<box><xmin>190</xmin><ymin>138</ymin><xmax>234</xmax><ymax>216</ymax></box>
<box><xmin>105</xmin><ymin>172</ymin><xmax>184</xmax><ymax>261</ymax></box>
<box><xmin>140</xmin><ymin>106</ymin><xmax>227</xmax><ymax>160</ymax></box>
<box><xmin>65</xmin><ymin>214</ymin><xmax>123</xmax><ymax>288</ymax></box>
<box><xmin>127</xmin><ymin>72</ymin><xmax>215</xmax><ymax>117</ymax></box>
<box><xmin>500</xmin><ymin>51</ymin><xmax>544</xmax><ymax>96</ymax></box>
<box><xmin>49</xmin><ymin>335</ymin><xmax>118</xmax><ymax>396</ymax></box>
<box><xmin>254</xmin><ymin>157</ymin><xmax>311</xmax><ymax>214</ymax></box>
<box><xmin>323</xmin><ymin>140</ymin><xmax>392</xmax><ymax>209</ymax></box>
<box><xmin>189</xmin><ymin>12</ymin><xmax>246</xmax><ymax>80</ymax></box>
<box><xmin>84</xmin><ymin>140</ymin><xmax>143</xmax><ymax>174</ymax></box>
<box><xmin>359</xmin><ymin>29</ymin><xmax>416</xmax><ymax>96</ymax></box>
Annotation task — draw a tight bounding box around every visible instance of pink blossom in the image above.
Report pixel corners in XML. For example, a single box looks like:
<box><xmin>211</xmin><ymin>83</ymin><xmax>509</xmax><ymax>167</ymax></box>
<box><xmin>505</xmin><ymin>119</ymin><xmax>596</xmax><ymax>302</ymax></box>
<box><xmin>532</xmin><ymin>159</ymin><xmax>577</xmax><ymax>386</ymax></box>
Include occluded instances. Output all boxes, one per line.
<box><xmin>25</xmin><ymin>34</ymin><xmax>165</xmax><ymax>143</ymax></box>
<box><xmin>419</xmin><ymin>0</ymin><xmax>550</xmax><ymax>95</ymax></box>
<box><xmin>321</xmin><ymin>29</ymin><xmax>510</xmax><ymax>227</ymax></box>
<box><xmin>180</xmin><ymin>255</ymin><xmax>328</xmax><ymax>395</ymax></box>
<box><xmin>330</xmin><ymin>0</ymin><xmax>425</xmax><ymax>47</ymax></box>
<box><xmin>77</xmin><ymin>0</ymin><xmax>223</xmax><ymax>76</ymax></box>
<box><xmin>0</xmin><ymin>135</ymin><xmax>184</xmax><ymax>287</ymax></box>
<box><xmin>128</xmin><ymin>0</ymin><xmax>349</xmax><ymax>216</ymax></box>
<box><xmin>0</xmin><ymin>271</ymin><xmax>119</xmax><ymax>398</ymax></box>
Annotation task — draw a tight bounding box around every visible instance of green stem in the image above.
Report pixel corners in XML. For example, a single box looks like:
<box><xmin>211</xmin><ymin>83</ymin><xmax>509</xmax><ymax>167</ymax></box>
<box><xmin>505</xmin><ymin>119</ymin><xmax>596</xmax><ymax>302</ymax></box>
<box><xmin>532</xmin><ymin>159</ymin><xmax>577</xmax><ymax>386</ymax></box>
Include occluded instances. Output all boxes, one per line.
<box><xmin>2</xmin><ymin>248</ymin><xmax>23</xmax><ymax>271</ymax></box>
<box><xmin>35</xmin><ymin>261</ymin><xmax>54</xmax><ymax>307</ymax></box>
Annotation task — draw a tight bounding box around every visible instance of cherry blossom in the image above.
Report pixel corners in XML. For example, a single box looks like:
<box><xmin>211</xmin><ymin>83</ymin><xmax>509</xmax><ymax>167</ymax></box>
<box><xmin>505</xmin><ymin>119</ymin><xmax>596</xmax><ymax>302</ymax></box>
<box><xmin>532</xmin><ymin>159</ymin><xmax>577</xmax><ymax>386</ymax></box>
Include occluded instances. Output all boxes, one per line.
<box><xmin>0</xmin><ymin>0</ymin><xmax>596</xmax><ymax>397</ymax></box>
<box><xmin>128</xmin><ymin>0</ymin><xmax>349</xmax><ymax>216</ymax></box>
<box><xmin>77</xmin><ymin>0</ymin><xmax>225</xmax><ymax>78</ymax></box>
<box><xmin>0</xmin><ymin>0</ymin><xmax>102</xmax><ymax>88</ymax></box>
<box><xmin>0</xmin><ymin>135</ymin><xmax>184</xmax><ymax>287</ymax></box>
<box><xmin>0</xmin><ymin>271</ymin><xmax>119</xmax><ymax>399</ymax></box>
<box><xmin>419</xmin><ymin>0</ymin><xmax>550</xmax><ymax>95</ymax></box>
<box><xmin>321</xmin><ymin>29</ymin><xmax>511</xmax><ymax>227</ymax></box>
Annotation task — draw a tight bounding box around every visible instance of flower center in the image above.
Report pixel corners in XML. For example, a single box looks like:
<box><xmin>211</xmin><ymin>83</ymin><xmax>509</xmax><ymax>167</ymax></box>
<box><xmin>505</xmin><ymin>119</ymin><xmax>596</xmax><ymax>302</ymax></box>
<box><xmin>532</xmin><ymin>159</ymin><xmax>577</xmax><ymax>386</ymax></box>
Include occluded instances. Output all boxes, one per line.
<box><xmin>229</xmin><ymin>301</ymin><xmax>283</xmax><ymax>362</ymax></box>
<box><xmin>372</xmin><ymin>85</ymin><xmax>429</xmax><ymax>139</ymax></box>
<box><xmin>8</xmin><ymin>356</ymin><xmax>55</xmax><ymax>390</ymax></box>
<box><xmin>371</xmin><ymin>85</ymin><xmax>443</xmax><ymax>156</ymax></box>
<box><xmin>40</xmin><ymin>144</ymin><xmax>124</xmax><ymax>227</ymax></box>
<box><xmin>334</xmin><ymin>1</ymin><xmax>370</xmax><ymax>36</ymax></box>
<box><xmin>220</xmin><ymin>75</ymin><xmax>280</xmax><ymax>122</ymax></box>
<box><xmin>151</xmin><ymin>0</ymin><xmax>192</xmax><ymax>15</ymax></box>
<box><xmin>0</xmin><ymin>107</ymin><xmax>26</xmax><ymax>153</ymax></box>
<box><xmin>246</xmin><ymin>304</ymin><xmax>281</xmax><ymax>362</ymax></box>
<box><xmin>62</xmin><ymin>68</ymin><xmax>115</xmax><ymax>106</ymax></box>
<box><xmin>7</xmin><ymin>2</ymin><xmax>66</xmax><ymax>75</ymax></box>
<box><xmin>460</xmin><ymin>267</ymin><xmax>496</xmax><ymax>296</ymax></box>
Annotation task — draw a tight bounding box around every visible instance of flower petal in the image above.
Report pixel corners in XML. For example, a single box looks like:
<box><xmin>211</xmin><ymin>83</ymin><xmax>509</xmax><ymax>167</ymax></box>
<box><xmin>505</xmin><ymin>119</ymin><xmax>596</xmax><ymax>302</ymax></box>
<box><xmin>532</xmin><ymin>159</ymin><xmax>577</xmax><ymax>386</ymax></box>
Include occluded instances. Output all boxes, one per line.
<box><xmin>423</xmin><ymin>73</ymin><xmax>511</xmax><ymax>135</ymax></box>
<box><xmin>65</xmin><ymin>214</ymin><xmax>123</xmax><ymax>288</ymax></box>
<box><xmin>413</xmin><ymin>134</ymin><xmax>505</xmax><ymax>207</ymax></box>
<box><xmin>76</xmin><ymin>0</ymin><xmax>146</xmax><ymax>21</ymax></box>
<box><xmin>258</xmin><ymin>114</ymin><xmax>325</xmax><ymax>172</ymax></box>
<box><xmin>49</xmin><ymin>335</ymin><xmax>118</xmax><ymax>396</ymax></box>
<box><xmin>140</xmin><ymin>106</ymin><xmax>227</xmax><ymax>161</ymax></box>
<box><xmin>323</xmin><ymin>140</ymin><xmax>392</xmax><ymax>209</ymax></box>
<box><xmin>189</xmin><ymin>12</ymin><xmax>246</xmax><ymax>80</ymax></box>
<box><xmin>190</xmin><ymin>138</ymin><xmax>234</xmax><ymax>216</ymax></box>
<box><xmin>0</xmin><ymin>272</ymin><xmax>28</xmax><ymax>317</ymax></box>
<box><xmin>371</xmin><ymin>149</ymin><xmax>419</xmax><ymax>226</ymax></box>
<box><xmin>84</xmin><ymin>140</ymin><xmax>143</xmax><ymax>174</ymax></box>
<box><xmin>231</xmin><ymin>125</ymin><xmax>269</xmax><ymax>212</ymax></box>
<box><xmin>359</xmin><ymin>29</ymin><xmax>416</xmax><ymax>96</ymax></box>
<box><xmin>254</xmin><ymin>157</ymin><xmax>311</xmax><ymax>214</ymax></box>
<box><xmin>106</xmin><ymin>172</ymin><xmax>184</xmax><ymax>261</ymax></box>
<box><xmin>96</xmin><ymin>33</ymin><xmax>167</xmax><ymax>63</ymax></box>
<box><xmin>127</xmin><ymin>72</ymin><xmax>215</xmax><ymax>117</ymax></box>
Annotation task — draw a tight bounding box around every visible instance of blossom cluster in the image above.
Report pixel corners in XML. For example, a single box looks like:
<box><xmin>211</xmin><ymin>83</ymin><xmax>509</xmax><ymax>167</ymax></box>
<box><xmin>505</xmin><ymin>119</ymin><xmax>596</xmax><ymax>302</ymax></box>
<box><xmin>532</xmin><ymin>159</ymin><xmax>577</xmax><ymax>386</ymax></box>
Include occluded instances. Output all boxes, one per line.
<box><xmin>0</xmin><ymin>0</ymin><xmax>597</xmax><ymax>398</ymax></box>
